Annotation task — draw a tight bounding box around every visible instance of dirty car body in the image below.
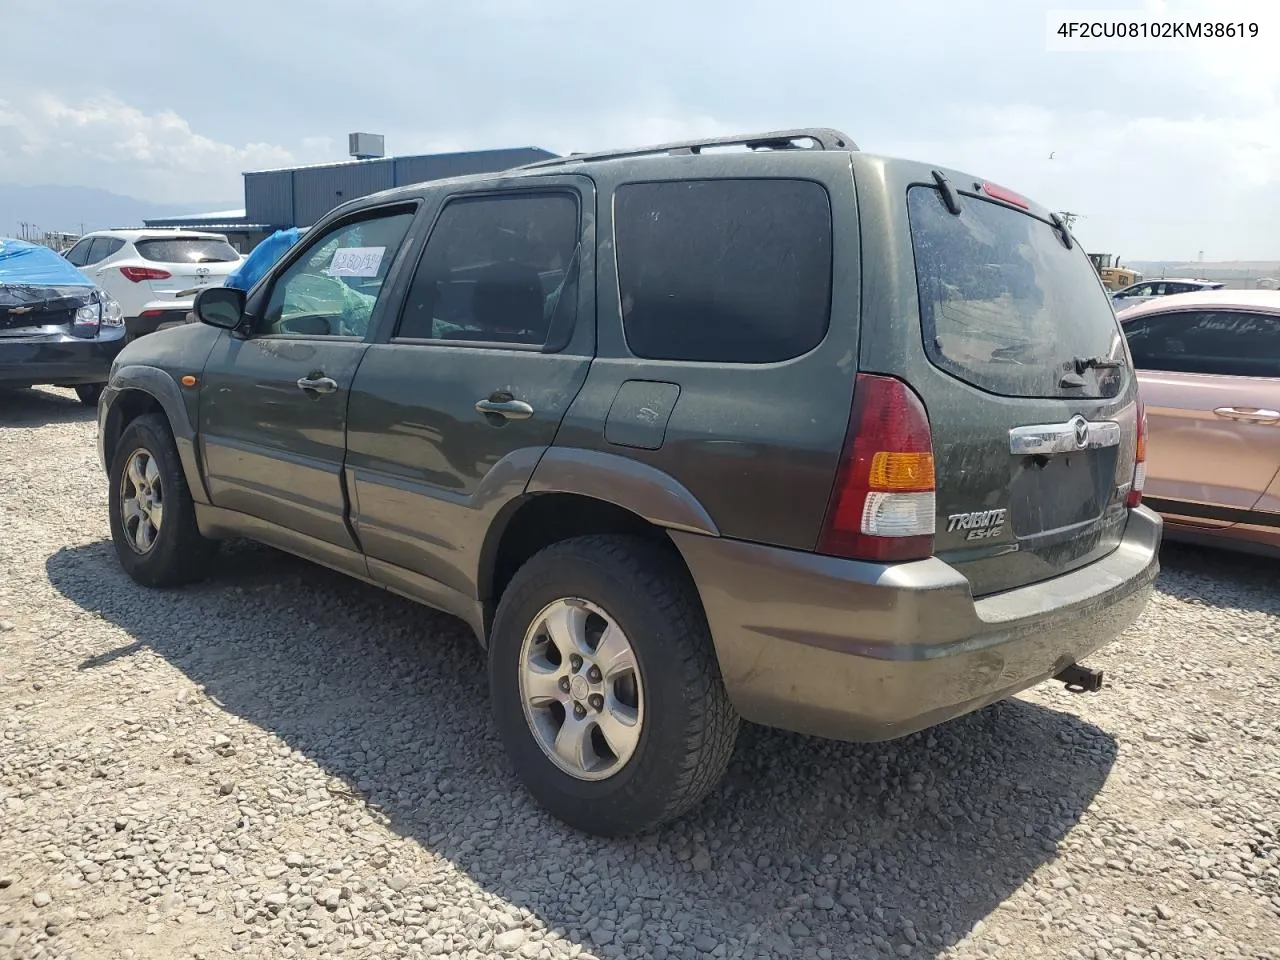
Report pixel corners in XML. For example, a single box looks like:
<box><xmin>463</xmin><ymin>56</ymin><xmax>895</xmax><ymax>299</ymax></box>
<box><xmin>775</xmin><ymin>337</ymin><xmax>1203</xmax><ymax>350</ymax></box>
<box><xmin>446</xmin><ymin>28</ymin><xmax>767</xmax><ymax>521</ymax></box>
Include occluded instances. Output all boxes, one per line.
<box><xmin>97</xmin><ymin>128</ymin><xmax>1161</xmax><ymax>835</ymax></box>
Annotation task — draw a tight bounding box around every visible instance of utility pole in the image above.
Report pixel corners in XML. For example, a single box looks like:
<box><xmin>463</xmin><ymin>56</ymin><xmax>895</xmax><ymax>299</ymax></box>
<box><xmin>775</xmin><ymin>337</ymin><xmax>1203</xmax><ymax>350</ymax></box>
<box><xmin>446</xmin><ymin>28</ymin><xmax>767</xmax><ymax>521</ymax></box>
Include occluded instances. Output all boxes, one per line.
<box><xmin>1058</xmin><ymin>211</ymin><xmax>1080</xmax><ymax>231</ymax></box>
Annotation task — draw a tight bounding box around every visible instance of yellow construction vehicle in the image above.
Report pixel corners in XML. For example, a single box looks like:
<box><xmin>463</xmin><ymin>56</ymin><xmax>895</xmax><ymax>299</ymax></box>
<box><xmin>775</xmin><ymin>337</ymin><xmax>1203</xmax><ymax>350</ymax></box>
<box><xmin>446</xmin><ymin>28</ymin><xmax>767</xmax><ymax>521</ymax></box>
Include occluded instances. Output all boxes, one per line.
<box><xmin>1088</xmin><ymin>253</ymin><xmax>1141</xmax><ymax>291</ymax></box>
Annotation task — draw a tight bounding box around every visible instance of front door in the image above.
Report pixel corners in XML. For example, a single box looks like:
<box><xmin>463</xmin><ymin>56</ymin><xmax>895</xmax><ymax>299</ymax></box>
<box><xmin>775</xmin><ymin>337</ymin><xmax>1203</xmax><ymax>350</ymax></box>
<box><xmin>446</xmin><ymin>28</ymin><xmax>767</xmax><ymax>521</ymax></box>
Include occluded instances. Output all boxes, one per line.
<box><xmin>198</xmin><ymin>204</ymin><xmax>419</xmax><ymax>553</ymax></box>
<box><xmin>345</xmin><ymin>180</ymin><xmax>595</xmax><ymax>602</ymax></box>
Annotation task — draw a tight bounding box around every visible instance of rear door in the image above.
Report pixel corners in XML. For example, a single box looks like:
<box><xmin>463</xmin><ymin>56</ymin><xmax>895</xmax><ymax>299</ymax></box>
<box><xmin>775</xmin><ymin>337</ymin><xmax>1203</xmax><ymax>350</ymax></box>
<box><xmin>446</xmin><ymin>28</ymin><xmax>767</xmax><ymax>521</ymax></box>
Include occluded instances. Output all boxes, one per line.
<box><xmin>198</xmin><ymin>204</ymin><xmax>418</xmax><ymax>556</ymax></box>
<box><xmin>345</xmin><ymin>178</ymin><xmax>594</xmax><ymax>600</ymax></box>
<box><xmin>1122</xmin><ymin>307</ymin><xmax>1280</xmax><ymax>519</ymax></box>
<box><xmin>860</xmin><ymin>162</ymin><xmax>1140</xmax><ymax>597</ymax></box>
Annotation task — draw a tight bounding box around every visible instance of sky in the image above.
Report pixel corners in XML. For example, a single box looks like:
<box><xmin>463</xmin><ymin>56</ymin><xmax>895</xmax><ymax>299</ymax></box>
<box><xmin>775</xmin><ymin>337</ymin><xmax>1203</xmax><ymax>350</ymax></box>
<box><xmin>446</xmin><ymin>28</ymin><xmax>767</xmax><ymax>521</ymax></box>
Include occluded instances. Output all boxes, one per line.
<box><xmin>2</xmin><ymin>0</ymin><xmax>1277</xmax><ymax>260</ymax></box>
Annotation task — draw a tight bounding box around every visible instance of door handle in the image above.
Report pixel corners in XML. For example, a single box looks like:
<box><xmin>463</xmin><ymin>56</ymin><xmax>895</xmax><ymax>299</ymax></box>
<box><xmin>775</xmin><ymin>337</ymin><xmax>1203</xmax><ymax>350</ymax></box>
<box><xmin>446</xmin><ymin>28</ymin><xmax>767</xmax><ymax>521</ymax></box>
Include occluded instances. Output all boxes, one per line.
<box><xmin>1214</xmin><ymin>406</ymin><xmax>1280</xmax><ymax>422</ymax></box>
<box><xmin>475</xmin><ymin>397</ymin><xmax>534</xmax><ymax>420</ymax></box>
<box><xmin>297</xmin><ymin>376</ymin><xmax>338</xmax><ymax>395</ymax></box>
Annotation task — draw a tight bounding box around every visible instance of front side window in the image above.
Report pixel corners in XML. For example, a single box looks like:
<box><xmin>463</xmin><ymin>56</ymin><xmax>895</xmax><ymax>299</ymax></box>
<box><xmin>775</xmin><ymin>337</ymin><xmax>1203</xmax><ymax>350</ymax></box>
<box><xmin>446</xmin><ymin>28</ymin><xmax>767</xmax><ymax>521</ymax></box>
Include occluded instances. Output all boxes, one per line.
<box><xmin>261</xmin><ymin>210</ymin><xmax>415</xmax><ymax>338</ymax></box>
<box><xmin>395</xmin><ymin>192</ymin><xmax>580</xmax><ymax>348</ymax></box>
<box><xmin>1123</xmin><ymin>310</ymin><xmax>1280</xmax><ymax>377</ymax></box>
<box><xmin>614</xmin><ymin>179</ymin><xmax>833</xmax><ymax>363</ymax></box>
<box><xmin>907</xmin><ymin>185</ymin><xmax>1125</xmax><ymax>398</ymax></box>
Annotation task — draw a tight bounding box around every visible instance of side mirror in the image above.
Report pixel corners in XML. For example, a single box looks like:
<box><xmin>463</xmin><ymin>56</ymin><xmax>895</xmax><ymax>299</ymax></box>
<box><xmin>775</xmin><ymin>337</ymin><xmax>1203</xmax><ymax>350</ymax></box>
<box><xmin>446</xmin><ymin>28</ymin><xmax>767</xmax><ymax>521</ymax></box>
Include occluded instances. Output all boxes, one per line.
<box><xmin>195</xmin><ymin>286</ymin><xmax>246</xmax><ymax>330</ymax></box>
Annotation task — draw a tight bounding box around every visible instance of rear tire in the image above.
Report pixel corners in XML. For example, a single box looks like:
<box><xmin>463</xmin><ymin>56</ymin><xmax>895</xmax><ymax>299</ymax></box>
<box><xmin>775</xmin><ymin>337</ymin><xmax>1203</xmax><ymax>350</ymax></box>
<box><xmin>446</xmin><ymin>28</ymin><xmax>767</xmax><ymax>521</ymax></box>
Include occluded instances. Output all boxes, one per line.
<box><xmin>488</xmin><ymin>535</ymin><xmax>739</xmax><ymax>836</ymax></box>
<box><xmin>74</xmin><ymin>383</ymin><xmax>104</xmax><ymax>406</ymax></box>
<box><xmin>108</xmin><ymin>413</ymin><xmax>217</xmax><ymax>587</ymax></box>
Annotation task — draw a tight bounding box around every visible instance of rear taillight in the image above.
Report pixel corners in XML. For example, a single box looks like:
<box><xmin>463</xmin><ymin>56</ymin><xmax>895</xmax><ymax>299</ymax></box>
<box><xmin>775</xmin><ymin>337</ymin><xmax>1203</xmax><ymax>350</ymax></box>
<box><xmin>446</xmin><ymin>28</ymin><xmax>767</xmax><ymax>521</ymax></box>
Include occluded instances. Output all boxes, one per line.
<box><xmin>119</xmin><ymin>266</ymin><xmax>171</xmax><ymax>283</ymax></box>
<box><xmin>1127</xmin><ymin>397</ymin><xmax>1147</xmax><ymax>508</ymax></box>
<box><xmin>819</xmin><ymin>374</ymin><xmax>936</xmax><ymax>563</ymax></box>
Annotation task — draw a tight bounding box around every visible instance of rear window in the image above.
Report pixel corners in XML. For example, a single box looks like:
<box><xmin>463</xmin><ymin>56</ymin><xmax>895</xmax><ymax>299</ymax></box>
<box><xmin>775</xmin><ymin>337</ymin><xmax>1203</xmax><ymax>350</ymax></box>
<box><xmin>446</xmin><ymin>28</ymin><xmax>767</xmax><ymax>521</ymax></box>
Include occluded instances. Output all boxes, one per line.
<box><xmin>135</xmin><ymin>238</ymin><xmax>239</xmax><ymax>264</ymax></box>
<box><xmin>615</xmin><ymin>179</ymin><xmax>832</xmax><ymax>363</ymax></box>
<box><xmin>907</xmin><ymin>185</ymin><xmax>1125</xmax><ymax>398</ymax></box>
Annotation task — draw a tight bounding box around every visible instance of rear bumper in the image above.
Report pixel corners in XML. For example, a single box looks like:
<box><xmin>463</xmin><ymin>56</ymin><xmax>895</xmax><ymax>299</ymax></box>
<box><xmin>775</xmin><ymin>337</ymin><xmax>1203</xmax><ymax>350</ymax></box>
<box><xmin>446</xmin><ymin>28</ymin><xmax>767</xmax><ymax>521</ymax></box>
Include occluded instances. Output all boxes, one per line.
<box><xmin>0</xmin><ymin>327</ymin><xmax>128</xmax><ymax>387</ymax></box>
<box><xmin>125</xmin><ymin>307</ymin><xmax>192</xmax><ymax>339</ymax></box>
<box><xmin>670</xmin><ymin>506</ymin><xmax>1163</xmax><ymax>742</ymax></box>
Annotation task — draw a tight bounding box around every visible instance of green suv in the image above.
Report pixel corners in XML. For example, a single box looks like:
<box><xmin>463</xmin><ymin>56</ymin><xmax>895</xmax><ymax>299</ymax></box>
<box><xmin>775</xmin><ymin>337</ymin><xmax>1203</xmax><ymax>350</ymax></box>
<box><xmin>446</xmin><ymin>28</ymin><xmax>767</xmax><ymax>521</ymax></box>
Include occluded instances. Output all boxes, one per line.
<box><xmin>98</xmin><ymin>128</ymin><xmax>1162</xmax><ymax>836</ymax></box>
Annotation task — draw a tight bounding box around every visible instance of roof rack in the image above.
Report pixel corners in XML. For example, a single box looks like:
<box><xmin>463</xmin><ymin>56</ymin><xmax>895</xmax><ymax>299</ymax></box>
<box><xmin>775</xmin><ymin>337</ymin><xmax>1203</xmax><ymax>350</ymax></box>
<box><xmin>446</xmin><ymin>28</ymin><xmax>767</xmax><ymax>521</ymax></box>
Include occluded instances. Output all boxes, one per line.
<box><xmin>520</xmin><ymin>128</ymin><xmax>858</xmax><ymax>170</ymax></box>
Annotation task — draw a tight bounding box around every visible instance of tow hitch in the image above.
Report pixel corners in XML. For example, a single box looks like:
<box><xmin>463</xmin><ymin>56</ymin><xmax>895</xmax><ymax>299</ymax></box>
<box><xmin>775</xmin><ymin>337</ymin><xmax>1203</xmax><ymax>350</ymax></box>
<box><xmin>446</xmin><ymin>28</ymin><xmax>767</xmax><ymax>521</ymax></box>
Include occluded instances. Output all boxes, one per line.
<box><xmin>1055</xmin><ymin>663</ymin><xmax>1104</xmax><ymax>693</ymax></box>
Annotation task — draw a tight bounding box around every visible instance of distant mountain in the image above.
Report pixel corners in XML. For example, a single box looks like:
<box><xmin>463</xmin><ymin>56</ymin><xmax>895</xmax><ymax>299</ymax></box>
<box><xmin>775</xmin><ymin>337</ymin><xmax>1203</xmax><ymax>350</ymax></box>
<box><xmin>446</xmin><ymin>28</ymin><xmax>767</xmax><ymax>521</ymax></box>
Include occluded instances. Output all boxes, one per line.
<box><xmin>0</xmin><ymin>184</ymin><xmax>238</xmax><ymax>239</ymax></box>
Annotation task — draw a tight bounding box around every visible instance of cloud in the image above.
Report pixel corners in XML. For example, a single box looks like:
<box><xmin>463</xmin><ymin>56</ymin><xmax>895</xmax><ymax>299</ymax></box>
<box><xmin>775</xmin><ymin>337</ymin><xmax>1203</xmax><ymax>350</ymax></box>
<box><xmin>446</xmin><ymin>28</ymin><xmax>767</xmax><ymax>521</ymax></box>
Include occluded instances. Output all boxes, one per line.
<box><xmin>0</xmin><ymin>94</ymin><xmax>311</xmax><ymax>203</ymax></box>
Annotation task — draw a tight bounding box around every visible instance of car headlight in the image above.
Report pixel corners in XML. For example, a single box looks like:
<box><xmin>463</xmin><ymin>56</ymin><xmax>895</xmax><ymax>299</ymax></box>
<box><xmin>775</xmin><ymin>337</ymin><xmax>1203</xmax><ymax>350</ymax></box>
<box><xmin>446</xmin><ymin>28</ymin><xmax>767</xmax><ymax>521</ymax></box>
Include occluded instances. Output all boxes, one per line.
<box><xmin>101</xmin><ymin>295</ymin><xmax>124</xmax><ymax>326</ymax></box>
<box><xmin>75</xmin><ymin>303</ymin><xmax>102</xmax><ymax>327</ymax></box>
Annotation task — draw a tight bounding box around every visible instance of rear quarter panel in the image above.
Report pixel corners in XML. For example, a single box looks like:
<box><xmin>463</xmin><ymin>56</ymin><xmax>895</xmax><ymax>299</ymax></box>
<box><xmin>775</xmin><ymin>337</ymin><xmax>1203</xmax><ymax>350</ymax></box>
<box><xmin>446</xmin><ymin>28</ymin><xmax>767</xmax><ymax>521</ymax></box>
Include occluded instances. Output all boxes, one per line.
<box><xmin>550</xmin><ymin>151</ymin><xmax>863</xmax><ymax>551</ymax></box>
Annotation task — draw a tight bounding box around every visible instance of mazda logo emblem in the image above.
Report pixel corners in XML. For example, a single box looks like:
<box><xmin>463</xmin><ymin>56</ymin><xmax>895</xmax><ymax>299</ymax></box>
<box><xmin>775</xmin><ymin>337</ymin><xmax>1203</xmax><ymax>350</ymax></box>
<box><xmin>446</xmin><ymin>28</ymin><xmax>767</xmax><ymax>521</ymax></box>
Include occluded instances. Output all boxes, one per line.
<box><xmin>1073</xmin><ymin>416</ymin><xmax>1089</xmax><ymax>448</ymax></box>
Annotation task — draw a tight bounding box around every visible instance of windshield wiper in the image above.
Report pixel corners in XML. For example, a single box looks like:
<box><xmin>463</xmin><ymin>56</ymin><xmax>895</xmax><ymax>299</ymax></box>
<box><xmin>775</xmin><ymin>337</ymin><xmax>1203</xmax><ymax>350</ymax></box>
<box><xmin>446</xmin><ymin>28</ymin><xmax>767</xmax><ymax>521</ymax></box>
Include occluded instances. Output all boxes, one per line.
<box><xmin>1071</xmin><ymin>355</ymin><xmax>1124</xmax><ymax>375</ymax></box>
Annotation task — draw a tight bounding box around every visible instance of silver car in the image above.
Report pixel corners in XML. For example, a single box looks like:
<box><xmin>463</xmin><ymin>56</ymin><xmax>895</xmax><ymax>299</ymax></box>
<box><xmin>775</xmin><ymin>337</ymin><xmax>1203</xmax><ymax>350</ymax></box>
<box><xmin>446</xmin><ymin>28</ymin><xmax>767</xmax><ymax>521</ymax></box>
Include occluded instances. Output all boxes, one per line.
<box><xmin>1112</xmin><ymin>278</ymin><xmax>1223</xmax><ymax>309</ymax></box>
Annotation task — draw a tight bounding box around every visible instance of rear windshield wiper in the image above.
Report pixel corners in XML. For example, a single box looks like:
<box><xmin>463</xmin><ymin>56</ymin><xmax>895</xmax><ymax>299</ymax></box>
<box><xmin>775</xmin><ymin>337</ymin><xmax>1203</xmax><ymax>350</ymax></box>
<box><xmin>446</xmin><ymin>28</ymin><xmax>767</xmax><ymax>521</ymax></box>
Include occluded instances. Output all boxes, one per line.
<box><xmin>1071</xmin><ymin>355</ymin><xmax>1124</xmax><ymax>375</ymax></box>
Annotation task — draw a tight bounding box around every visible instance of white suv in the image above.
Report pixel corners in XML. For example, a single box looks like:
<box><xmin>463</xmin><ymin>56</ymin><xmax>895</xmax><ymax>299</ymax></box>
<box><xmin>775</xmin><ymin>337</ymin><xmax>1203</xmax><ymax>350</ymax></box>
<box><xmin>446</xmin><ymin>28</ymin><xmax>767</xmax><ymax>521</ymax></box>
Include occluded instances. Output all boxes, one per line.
<box><xmin>63</xmin><ymin>230</ymin><xmax>242</xmax><ymax>339</ymax></box>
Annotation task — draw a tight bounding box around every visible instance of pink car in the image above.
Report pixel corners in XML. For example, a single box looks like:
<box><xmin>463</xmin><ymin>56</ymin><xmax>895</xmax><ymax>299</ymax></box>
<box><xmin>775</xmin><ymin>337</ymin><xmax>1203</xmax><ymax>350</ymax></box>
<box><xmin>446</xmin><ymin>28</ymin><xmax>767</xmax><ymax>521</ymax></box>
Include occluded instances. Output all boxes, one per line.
<box><xmin>1118</xmin><ymin>289</ymin><xmax>1280</xmax><ymax>556</ymax></box>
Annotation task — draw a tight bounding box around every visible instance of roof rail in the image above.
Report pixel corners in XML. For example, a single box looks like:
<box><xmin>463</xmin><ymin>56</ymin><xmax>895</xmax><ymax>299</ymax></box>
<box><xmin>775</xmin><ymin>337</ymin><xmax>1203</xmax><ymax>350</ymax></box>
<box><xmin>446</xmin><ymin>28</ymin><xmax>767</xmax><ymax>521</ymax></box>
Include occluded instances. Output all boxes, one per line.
<box><xmin>520</xmin><ymin>128</ymin><xmax>858</xmax><ymax>170</ymax></box>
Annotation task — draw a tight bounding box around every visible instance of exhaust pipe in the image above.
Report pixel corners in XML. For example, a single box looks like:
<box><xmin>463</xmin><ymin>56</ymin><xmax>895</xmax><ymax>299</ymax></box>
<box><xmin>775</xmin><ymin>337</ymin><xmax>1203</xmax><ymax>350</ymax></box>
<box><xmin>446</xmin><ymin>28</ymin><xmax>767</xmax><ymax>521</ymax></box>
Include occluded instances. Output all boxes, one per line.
<box><xmin>1054</xmin><ymin>663</ymin><xmax>1104</xmax><ymax>693</ymax></box>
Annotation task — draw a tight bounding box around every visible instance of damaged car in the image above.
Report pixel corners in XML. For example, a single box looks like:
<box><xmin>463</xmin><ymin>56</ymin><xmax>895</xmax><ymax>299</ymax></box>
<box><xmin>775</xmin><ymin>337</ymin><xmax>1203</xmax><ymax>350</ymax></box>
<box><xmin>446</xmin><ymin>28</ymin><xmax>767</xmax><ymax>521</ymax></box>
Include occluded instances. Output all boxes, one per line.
<box><xmin>0</xmin><ymin>238</ymin><xmax>128</xmax><ymax>406</ymax></box>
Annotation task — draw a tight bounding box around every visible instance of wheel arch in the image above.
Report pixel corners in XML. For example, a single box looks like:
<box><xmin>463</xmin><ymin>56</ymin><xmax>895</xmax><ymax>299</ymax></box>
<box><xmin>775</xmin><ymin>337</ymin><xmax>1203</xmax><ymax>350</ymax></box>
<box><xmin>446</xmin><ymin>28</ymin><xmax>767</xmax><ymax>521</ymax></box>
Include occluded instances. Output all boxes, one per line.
<box><xmin>102</xmin><ymin>365</ymin><xmax>209</xmax><ymax>504</ymax></box>
<box><xmin>477</xmin><ymin>448</ymin><xmax>720</xmax><ymax>626</ymax></box>
<box><xmin>477</xmin><ymin>455</ymin><xmax>725</xmax><ymax>642</ymax></box>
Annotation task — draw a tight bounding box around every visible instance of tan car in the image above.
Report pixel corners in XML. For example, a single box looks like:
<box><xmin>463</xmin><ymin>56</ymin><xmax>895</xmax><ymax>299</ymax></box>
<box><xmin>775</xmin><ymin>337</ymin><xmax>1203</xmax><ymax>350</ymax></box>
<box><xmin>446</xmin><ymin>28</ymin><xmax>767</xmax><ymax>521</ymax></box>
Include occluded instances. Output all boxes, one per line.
<box><xmin>1118</xmin><ymin>290</ymin><xmax>1280</xmax><ymax>556</ymax></box>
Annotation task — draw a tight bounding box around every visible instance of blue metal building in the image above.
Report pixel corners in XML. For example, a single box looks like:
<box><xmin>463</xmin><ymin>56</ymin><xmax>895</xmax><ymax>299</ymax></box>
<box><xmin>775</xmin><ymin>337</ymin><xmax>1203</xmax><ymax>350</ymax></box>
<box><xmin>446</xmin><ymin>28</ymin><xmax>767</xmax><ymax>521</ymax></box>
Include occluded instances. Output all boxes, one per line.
<box><xmin>145</xmin><ymin>145</ymin><xmax>557</xmax><ymax>251</ymax></box>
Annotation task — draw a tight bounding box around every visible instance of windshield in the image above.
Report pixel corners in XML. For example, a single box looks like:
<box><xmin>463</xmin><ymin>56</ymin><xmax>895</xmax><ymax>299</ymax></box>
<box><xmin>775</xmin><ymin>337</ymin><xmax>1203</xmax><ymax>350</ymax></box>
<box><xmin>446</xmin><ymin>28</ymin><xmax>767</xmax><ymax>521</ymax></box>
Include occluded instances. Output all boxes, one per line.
<box><xmin>134</xmin><ymin>237</ymin><xmax>239</xmax><ymax>263</ymax></box>
<box><xmin>907</xmin><ymin>185</ymin><xmax>1126</xmax><ymax>399</ymax></box>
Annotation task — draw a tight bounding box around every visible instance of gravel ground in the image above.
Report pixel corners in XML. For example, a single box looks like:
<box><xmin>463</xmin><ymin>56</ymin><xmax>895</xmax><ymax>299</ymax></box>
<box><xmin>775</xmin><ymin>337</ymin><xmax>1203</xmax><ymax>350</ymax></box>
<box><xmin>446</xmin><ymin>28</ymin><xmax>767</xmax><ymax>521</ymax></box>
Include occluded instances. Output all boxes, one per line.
<box><xmin>1</xmin><ymin>385</ymin><xmax>1278</xmax><ymax>960</ymax></box>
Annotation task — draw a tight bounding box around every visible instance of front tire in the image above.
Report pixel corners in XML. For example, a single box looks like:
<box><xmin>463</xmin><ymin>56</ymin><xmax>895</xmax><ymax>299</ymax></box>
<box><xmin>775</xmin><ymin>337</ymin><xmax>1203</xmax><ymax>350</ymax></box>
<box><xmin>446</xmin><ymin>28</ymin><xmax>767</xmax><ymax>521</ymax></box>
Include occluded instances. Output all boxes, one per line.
<box><xmin>74</xmin><ymin>383</ymin><xmax>104</xmax><ymax>406</ymax></box>
<box><xmin>108</xmin><ymin>413</ymin><xmax>217</xmax><ymax>587</ymax></box>
<box><xmin>488</xmin><ymin>535</ymin><xmax>739</xmax><ymax>836</ymax></box>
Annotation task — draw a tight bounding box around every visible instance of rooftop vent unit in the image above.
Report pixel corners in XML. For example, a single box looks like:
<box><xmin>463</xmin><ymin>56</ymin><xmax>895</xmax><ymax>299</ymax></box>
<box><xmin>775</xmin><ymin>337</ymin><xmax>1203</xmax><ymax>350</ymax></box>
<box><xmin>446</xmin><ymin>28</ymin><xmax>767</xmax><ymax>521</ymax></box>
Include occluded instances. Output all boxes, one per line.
<box><xmin>349</xmin><ymin>132</ymin><xmax>386</xmax><ymax>161</ymax></box>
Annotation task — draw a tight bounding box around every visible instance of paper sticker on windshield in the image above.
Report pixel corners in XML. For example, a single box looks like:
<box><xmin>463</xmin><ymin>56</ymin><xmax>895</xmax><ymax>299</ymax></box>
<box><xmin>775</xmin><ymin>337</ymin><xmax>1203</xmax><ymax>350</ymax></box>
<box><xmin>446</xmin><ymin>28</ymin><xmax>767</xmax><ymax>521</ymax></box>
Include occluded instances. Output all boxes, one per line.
<box><xmin>327</xmin><ymin>247</ymin><xmax>385</xmax><ymax>278</ymax></box>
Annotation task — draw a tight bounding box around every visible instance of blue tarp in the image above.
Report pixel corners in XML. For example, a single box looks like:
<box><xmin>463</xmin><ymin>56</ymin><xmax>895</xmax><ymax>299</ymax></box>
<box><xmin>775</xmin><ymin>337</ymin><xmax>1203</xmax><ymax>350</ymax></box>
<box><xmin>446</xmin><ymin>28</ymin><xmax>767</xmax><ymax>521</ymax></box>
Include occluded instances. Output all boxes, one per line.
<box><xmin>0</xmin><ymin>238</ymin><xmax>93</xmax><ymax>287</ymax></box>
<box><xmin>225</xmin><ymin>228</ymin><xmax>303</xmax><ymax>292</ymax></box>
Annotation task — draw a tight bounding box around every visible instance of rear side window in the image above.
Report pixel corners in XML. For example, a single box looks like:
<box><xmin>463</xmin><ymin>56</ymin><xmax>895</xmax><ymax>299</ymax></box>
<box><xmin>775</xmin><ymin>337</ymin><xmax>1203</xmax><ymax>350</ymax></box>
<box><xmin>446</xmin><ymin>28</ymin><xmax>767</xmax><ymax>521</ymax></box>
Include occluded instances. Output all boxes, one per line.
<box><xmin>135</xmin><ymin>237</ymin><xmax>239</xmax><ymax>264</ymax></box>
<box><xmin>1123</xmin><ymin>310</ymin><xmax>1280</xmax><ymax>377</ymax></box>
<box><xmin>395</xmin><ymin>192</ymin><xmax>580</xmax><ymax>348</ymax></box>
<box><xmin>614</xmin><ymin>179</ymin><xmax>832</xmax><ymax>363</ymax></box>
<box><xmin>86</xmin><ymin>237</ymin><xmax>124</xmax><ymax>264</ymax></box>
<box><xmin>907</xmin><ymin>186</ymin><xmax>1125</xmax><ymax>398</ymax></box>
